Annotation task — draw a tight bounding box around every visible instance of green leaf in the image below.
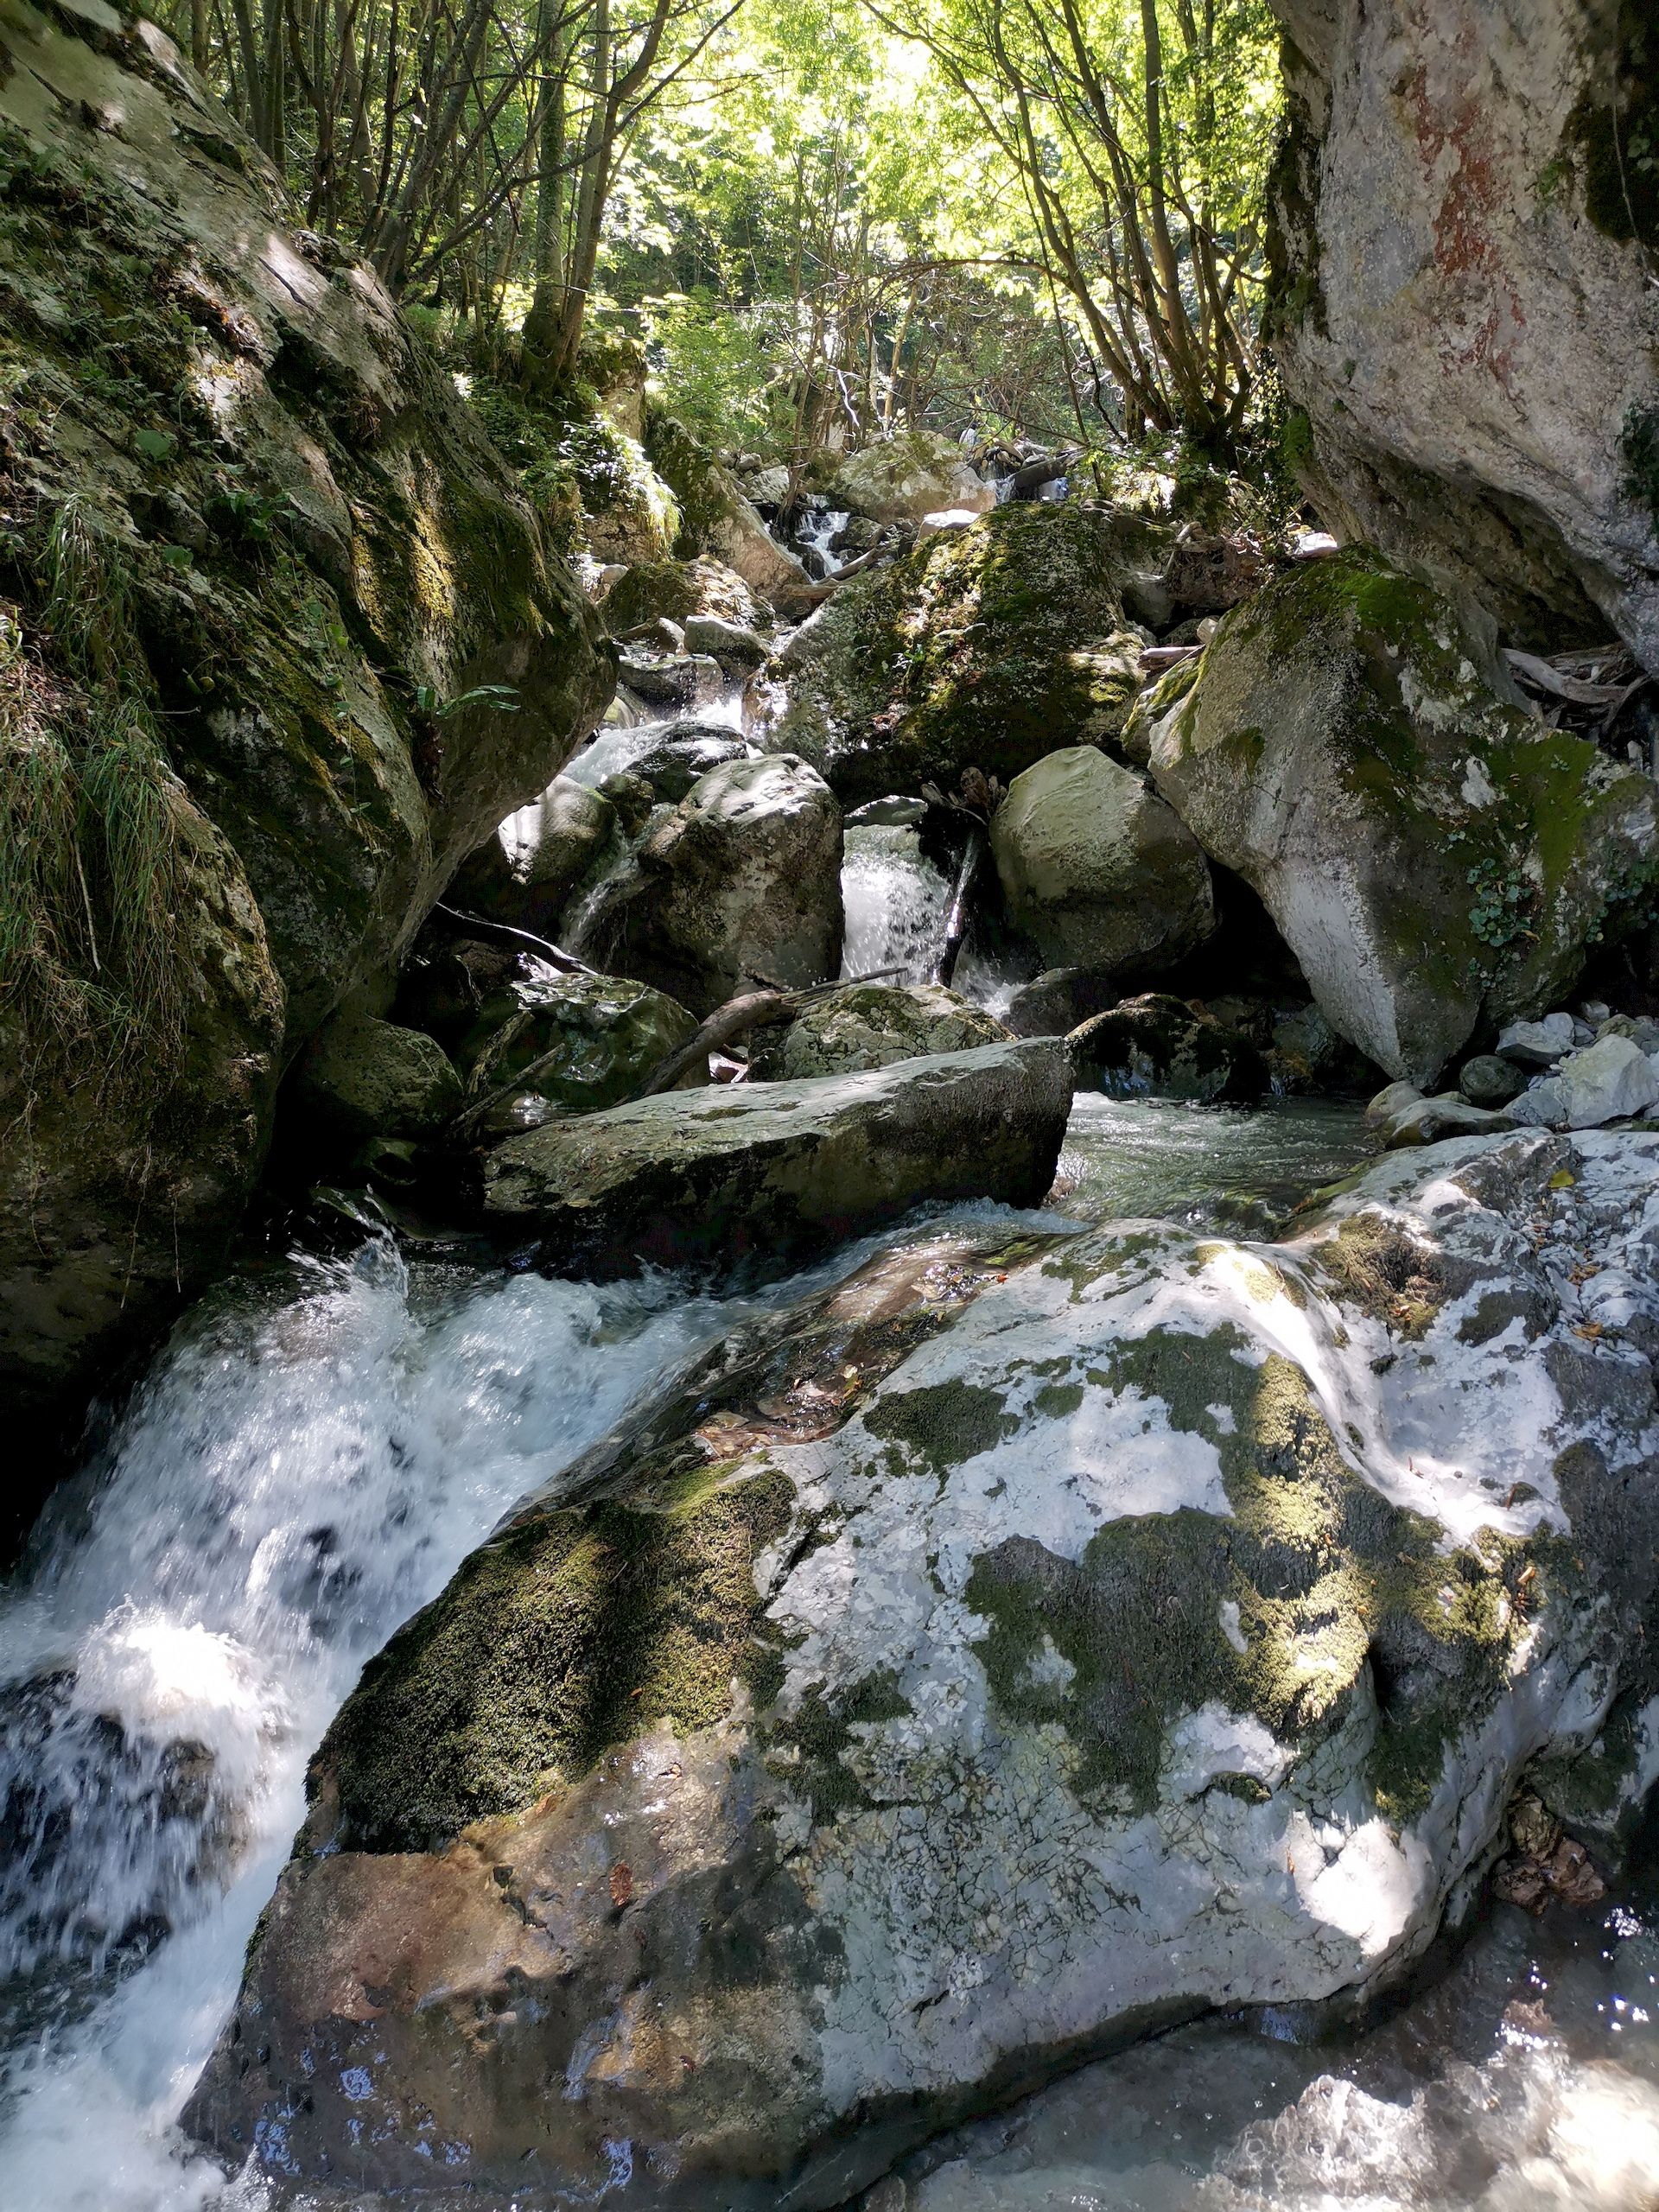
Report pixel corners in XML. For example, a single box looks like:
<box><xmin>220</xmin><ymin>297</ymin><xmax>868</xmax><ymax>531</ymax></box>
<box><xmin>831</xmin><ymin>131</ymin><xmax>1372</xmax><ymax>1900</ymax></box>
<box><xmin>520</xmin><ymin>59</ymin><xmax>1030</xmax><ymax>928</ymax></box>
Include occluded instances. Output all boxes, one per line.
<box><xmin>135</xmin><ymin>428</ymin><xmax>177</xmax><ymax>462</ymax></box>
<box><xmin>159</xmin><ymin>543</ymin><xmax>194</xmax><ymax>570</ymax></box>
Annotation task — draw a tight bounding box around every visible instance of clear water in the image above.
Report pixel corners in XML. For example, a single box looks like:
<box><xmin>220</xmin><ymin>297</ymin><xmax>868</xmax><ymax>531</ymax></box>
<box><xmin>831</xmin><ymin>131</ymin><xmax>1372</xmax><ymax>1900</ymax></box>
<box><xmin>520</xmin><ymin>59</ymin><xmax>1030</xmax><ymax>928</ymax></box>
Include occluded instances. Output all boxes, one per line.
<box><xmin>1051</xmin><ymin>1092</ymin><xmax>1376</xmax><ymax>1240</ymax></box>
<box><xmin>0</xmin><ymin>1088</ymin><xmax>1651</xmax><ymax>2209</ymax></box>
<box><xmin>0</xmin><ymin>1242</ymin><xmax>823</xmax><ymax>2209</ymax></box>
<box><xmin>916</xmin><ymin>1867</ymin><xmax>1659</xmax><ymax>2211</ymax></box>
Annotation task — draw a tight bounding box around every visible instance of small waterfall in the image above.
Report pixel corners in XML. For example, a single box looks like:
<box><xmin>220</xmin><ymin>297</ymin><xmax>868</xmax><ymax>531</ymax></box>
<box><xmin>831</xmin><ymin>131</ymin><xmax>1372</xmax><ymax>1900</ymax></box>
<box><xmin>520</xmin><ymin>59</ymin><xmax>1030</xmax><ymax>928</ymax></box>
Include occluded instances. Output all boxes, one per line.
<box><xmin>840</xmin><ymin>824</ymin><xmax>951</xmax><ymax>982</ymax></box>
<box><xmin>0</xmin><ymin>1241</ymin><xmax>798</xmax><ymax>2210</ymax></box>
<box><xmin>794</xmin><ymin>503</ymin><xmax>851</xmax><ymax>579</ymax></box>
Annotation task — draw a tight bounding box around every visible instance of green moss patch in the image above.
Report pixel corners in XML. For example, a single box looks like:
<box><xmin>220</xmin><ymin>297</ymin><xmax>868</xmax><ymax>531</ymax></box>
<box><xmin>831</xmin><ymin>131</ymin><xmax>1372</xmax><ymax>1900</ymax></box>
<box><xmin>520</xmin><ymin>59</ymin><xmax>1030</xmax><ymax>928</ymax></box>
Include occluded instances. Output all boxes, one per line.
<box><xmin>966</xmin><ymin>1335</ymin><xmax>1535</xmax><ymax>1819</ymax></box>
<box><xmin>319</xmin><ymin>1462</ymin><xmax>795</xmax><ymax>1853</ymax></box>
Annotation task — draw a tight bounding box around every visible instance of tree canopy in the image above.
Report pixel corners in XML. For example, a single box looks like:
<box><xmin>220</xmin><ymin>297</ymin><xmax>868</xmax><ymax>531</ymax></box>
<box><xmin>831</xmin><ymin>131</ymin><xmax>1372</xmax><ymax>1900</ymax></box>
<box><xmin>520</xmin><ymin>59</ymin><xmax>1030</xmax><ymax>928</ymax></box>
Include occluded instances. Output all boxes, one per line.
<box><xmin>154</xmin><ymin>0</ymin><xmax>1283</xmax><ymax>460</ymax></box>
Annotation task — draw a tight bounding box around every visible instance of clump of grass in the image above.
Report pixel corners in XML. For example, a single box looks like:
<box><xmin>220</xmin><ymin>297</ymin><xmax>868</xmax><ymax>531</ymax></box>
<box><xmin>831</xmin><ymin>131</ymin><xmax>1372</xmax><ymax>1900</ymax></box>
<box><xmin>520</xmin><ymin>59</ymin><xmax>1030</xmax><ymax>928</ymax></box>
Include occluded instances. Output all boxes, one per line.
<box><xmin>0</xmin><ymin>496</ymin><xmax>188</xmax><ymax>1096</ymax></box>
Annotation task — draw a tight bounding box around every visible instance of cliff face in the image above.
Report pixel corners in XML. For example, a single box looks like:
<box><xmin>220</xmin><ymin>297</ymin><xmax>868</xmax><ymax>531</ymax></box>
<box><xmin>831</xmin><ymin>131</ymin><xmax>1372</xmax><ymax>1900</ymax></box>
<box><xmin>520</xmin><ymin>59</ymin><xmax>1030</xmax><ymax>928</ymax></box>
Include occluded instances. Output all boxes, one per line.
<box><xmin>1268</xmin><ymin>0</ymin><xmax>1659</xmax><ymax>664</ymax></box>
<box><xmin>0</xmin><ymin>0</ymin><xmax>612</xmax><ymax>1497</ymax></box>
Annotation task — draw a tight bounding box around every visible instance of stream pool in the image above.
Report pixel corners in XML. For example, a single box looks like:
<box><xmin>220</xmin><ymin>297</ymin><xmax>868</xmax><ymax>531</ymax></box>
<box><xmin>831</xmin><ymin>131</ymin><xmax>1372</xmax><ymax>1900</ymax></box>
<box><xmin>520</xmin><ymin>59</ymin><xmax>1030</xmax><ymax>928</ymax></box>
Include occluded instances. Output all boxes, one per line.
<box><xmin>0</xmin><ymin>1091</ymin><xmax>1652</xmax><ymax>2210</ymax></box>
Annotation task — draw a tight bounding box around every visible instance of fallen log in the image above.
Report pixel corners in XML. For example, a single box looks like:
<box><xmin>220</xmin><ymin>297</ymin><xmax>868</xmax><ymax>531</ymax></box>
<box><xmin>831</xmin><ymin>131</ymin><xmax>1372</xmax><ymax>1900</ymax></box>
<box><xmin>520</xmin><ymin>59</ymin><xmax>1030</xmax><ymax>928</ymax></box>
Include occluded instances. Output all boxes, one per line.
<box><xmin>1140</xmin><ymin>644</ymin><xmax>1202</xmax><ymax>671</ymax></box>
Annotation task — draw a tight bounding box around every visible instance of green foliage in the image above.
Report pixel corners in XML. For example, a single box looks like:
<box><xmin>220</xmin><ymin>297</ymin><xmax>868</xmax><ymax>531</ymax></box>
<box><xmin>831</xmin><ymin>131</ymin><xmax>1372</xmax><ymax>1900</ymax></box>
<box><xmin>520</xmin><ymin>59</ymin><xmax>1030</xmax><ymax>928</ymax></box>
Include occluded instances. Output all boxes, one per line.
<box><xmin>1</xmin><ymin>502</ymin><xmax>188</xmax><ymax>1084</ymax></box>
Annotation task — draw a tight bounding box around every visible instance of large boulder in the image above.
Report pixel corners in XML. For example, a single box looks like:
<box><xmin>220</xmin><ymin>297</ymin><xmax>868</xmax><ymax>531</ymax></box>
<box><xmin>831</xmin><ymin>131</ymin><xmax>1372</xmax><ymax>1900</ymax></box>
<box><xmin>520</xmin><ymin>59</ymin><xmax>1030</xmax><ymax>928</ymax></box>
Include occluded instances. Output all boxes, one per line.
<box><xmin>454</xmin><ymin>777</ymin><xmax>625</xmax><ymax>939</ymax></box>
<box><xmin>1069</xmin><ymin>993</ymin><xmax>1270</xmax><ymax>1103</ymax></box>
<box><xmin>828</xmin><ymin>430</ymin><xmax>995</xmax><ymax>525</ymax></box>
<box><xmin>288</xmin><ymin>1013</ymin><xmax>461</xmax><ymax>1148</ymax></box>
<box><xmin>1144</xmin><ymin>550</ymin><xmax>1659</xmax><ymax>1086</ymax></box>
<box><xmin>1268</xmin><ymin>0</ymin><xmax>1659</xmax><ymax>665</ymax></box>
<box><xmin>989</xmin><ymin>745</ymin><xmax>1215</xmax><ymax>976</ymax></box>
<box><xmin>479</xmin><ymin>1038</ymin><xmax>1073</xmax><ymax>1269</ymax></box>
<box><xmin>749</xmin><ymin>982</ymin><xmax>1011</xmax><ymax>1080</ymax></box>
<box><xmin>582</xmin><ymin>754</ymin><xmax>842</xmax><ymax>1016</ymax></box>
<box><xmin>460</xmin><ymin>971</ymin><xmax>700</xmax><ymax>1120</ymax></box>
<box><xmin>645</xmin><ymin>414</ymin><xmax>811</xmax><ymax>602</ymax></box>
<box><xmin>0</xmin><ymin>4</ymin><xmax>611</xmax><ymax>1471</ymax></box>
<box><xmin>756</xmin><ymin>505</ymin><xmax>1153</xmax><ymax>807</ymax></box>
<box><xmin>188</xmin><ymin>1127</ymin><xmax>1659</xmax><ymax>2204</ymax></box>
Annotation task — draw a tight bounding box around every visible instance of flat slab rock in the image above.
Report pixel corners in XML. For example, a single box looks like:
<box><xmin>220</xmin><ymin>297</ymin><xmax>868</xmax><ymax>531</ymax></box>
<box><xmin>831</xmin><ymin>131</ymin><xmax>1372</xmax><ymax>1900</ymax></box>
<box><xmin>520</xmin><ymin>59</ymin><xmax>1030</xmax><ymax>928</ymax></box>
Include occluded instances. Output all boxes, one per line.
<box><xmin>188</xmin><ymin>1127</ymin><xmax>1659</xmax><ymax>2206</ymax></box>
<box><xmin>481</xmin><ymin>1039</ymin><xmax>1074</xmax><ymax>1268</ymax></box>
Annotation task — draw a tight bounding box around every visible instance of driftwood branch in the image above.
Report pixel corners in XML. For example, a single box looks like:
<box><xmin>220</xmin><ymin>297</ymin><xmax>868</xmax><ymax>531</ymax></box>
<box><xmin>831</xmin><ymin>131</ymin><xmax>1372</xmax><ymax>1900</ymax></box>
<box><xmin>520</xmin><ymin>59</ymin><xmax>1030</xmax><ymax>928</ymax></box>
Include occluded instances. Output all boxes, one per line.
<box><xmin>637</xmin><ymin>965</ymin><xmax>908</xmax><ymax>1096</ymax></box>
<box><xmin>931</xmin><ymin>825</ymin><xmax>986</xmax><ymax>988</ymax></box>
<box><xmin>432</xmin><ymin>901</ymin><xmax>596</xmax><ymax>975</ymax></box>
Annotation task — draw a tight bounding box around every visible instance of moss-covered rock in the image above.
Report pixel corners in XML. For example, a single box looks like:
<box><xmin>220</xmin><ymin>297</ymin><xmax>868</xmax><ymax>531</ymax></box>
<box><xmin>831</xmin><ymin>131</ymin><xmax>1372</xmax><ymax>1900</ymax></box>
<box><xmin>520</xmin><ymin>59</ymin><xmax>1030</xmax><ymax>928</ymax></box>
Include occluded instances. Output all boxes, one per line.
<box><xmin>1147</xmin><ymin>550</ymin><xmax>1659</xmax><ymax>1085</ymax></box>
<box><xmin>756</xmin><ymin>503</ymin><xmax>1149</xmax><ymax>807</ymax></box>
<box><xmin>749</xmin><ymin>981</ymin><xmax>1011</xmax><ymax>1079</ymax></box>
<box><xmin>989</xmin><ymin>744</ymin><xmax>1215</xmax><ymax>976</ymax></box>
<box><xmin>480</xmin><ymin>1037</ymin><xmax>1074</xmax><ymax>1270</ymax></box>
<box><xmin>188</xmin><ymin>1127</ymin><xmax>1659</xmax><ymax>2203</ymax></box>
<box><xmin>1069</xmin><ymin>992</ymin><xmax>1270</xmax><ymax>1103</ymax></box>
<box><xmin>599</xmin><ymin>553</ymin><xmax>763</xmax><ymax>634</ymax></box>
<box><xmin>827</xmin><ymin>429</ymin><xmax>994</xmax><ymax>524</ymax></box>
<box><xmin>645</xmin><ymin>411</ymin><xmax>810</xmax><ymax>600</ymax></box>
<box><xmin>461</xmin><ymin>969</ymin><xmax>698</xmax><ymax>1116</ymax></box>
<box><xmin>578</xmin><ymin>753</ymin><xmax>842</xmax><ymax>1016</ymax></box>
<box><xmin>0</xmin><ymin>5</ymin><xmax>610</xmax><ymax>1463</ymax></box>
<box><xmin>468</xmin><ymin>370</ymin><xmax>678</xmax><ymax>563</ymax></box>
<box><xmin>289</xmin><ymin>1011</ymin><xmax>461</xmax><ymax>1148</ymax></box>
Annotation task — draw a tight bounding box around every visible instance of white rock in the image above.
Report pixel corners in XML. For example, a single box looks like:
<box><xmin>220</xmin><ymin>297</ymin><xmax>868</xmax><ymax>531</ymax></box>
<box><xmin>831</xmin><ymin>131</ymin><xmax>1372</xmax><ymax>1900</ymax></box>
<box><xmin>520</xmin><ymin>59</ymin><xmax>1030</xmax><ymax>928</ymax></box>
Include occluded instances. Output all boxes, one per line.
<box><xmin>1496</xmin><ymin>1013</ymin><xmax>1576</xmax><ymax>1067</ymax></box>
<box><xmin>1552</xmin><ymin>1035</ymin><xmax>1659</xmax><ymax>1128</ymax></box>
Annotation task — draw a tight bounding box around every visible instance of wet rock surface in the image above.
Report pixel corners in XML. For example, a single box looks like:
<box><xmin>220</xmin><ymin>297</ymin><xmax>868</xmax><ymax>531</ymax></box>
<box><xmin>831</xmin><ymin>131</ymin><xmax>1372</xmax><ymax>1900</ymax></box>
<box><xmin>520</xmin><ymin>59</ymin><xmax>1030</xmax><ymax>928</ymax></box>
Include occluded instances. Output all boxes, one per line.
<box><xmin>989</xmin><ymin>745</ymin><xmax>1214</xmax><ymax>977</ymax></box>
<box><xmin>189</xmin><ymin>1126</ymin><xmax>1659</xmax><ymax>2205</ymax></box>
<box><xmin>478</xmin><ymin>1038</ymin><xmax>1073</xmax><ymax>1269</ymax></box>
<box><xmin>1143</xmin><ymin>551</ymin><xmax>1658</xmax><ymax>1087</ymax></box>
<box><xmin>0</xmin><ymin>0</ymin><xmax>610</xmax><ymax>1450</ymax></box>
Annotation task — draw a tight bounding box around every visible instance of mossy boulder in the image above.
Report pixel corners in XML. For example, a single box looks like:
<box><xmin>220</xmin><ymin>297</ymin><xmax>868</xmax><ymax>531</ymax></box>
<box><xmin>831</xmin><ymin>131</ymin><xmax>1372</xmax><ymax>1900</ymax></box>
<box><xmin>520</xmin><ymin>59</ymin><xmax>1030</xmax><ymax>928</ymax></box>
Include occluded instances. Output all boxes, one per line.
<box><xmin>0</xmin><ymin>4</ymin><xmax>610</xmax><ymax>1465</ymax></box>
<box><xmin>461</xmin><ymin>970</ymin><xmax>699</xmax><ymax>1117</ymax></box>
<box><xmin>644</xmin><ymin>412</ymin><xmax>810</xmax><ymax>601</ymax></box>
<box><xmin>469</xmin><ymin>370</ymin><xmax>677</xmax><ymax>563</ymax></box>
<box><xmin>749</xmin><ymin>982</ymin><xmax>1011</xmax><ymax>1079</ymax></box>
<box><xmin>288</xmin><ymin>1012</ymin><xmax>462</xmax><ymax>1151</ymax></box>
<box><xmin>600</xmin><ymin>553</ymin><xmax>763</xmax><ymax>635</ymax></box>
<box><xmin>1146</xmin><ymin>550</ymin><xmax>1659</xmax><ymax>1086</ymax></box>
<box><xmin>479</xmin><ymin>1037</ymin><xmax>1072</xmax><ymax>1270</ymax></box>
<box><xmin>756</xmin><ymin>503</ymin><xmax>1149</xmax><ymax>807</ymax></box>
<box><xmin>989</xmin><ymin>744</ymin><xmax>1215</xmax><ymax>976</ymax></box>
<box><xmin>188</xmin><ymin>1127</ymin><xmax>1659</xmax><ymax>2203</ymax></box>
<box><xmin>827</xmin><ymin>429</ymin><xmax>994</xmax><ymax>524</ymax></box>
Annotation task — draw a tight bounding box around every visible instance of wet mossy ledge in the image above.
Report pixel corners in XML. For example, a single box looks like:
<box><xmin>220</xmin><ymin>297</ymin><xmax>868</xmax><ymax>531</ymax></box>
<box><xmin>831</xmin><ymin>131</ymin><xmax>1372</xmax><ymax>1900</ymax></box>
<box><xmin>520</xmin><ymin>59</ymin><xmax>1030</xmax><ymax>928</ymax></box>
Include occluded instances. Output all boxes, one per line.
<box><xmin>755</xmin><ymin>501</ymin><xmax>1158</xmax><ymax>806</ymax></box>
<box><xmin>189</xmin><ymin>1127</ymin><xmax>1659</xmax><ymax>2207</ymax></box>
<box><xmin>0</xmin><ymin>2</ymin><xmax>610</xmax><ymax>1462</ymax></box>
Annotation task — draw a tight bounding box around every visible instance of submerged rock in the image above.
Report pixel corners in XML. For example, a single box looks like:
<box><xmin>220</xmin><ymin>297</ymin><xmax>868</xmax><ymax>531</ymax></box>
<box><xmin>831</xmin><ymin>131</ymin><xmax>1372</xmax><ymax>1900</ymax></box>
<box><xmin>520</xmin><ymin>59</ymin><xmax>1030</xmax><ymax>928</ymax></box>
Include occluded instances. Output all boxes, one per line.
<box><xmin>479</xmin><ymin>1038</ymin><xmax>1072</xmax><ymax>1269</ymax></box>
<box><xmin>989</xmin><ymin>745</ymin><xmax>1215</xmax><ymax>976</ymax></box>
<box><xmin>756</xmin><ymin>505</ymin><xmax>1152</xmax><ymax>806</ymax></box>
<box><xmin>1144</xmin><ymin>551</ymin><xmax>1658</xmax><ymax>1087</ymax></box>
<box><xmin>188</xmin><ymin>1128</ymin><xmax>1659</xmax><ymax>2204</ymax></box>
<box><xmin>1069</xmin><ymin>995</ymin><xmax>1269</xmax><ymax>1104</ymax></box>
<box><xmin>749</xmin><ymin>982</ymin><xmax>1011</xmax><ymax>1080</ymax></box>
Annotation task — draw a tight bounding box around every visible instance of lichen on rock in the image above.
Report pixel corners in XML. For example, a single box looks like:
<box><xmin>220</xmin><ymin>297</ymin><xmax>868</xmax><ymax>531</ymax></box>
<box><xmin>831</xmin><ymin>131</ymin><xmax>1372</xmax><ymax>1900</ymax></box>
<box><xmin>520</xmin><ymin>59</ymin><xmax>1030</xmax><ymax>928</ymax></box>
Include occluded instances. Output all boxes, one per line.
<box><xmin>188</xmin><ymin>1125</ymin><xmax>1659</xmax><ymax>2206</ymax></box>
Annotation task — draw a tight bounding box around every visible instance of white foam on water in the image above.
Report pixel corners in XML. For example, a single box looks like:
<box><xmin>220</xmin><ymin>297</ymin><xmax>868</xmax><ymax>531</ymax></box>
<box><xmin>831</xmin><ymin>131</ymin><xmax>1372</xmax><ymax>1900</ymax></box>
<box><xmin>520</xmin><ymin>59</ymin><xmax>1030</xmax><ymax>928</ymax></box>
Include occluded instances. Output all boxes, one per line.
<box><xmin>0</xmin><ymin>1236</ymin><xmax>785</xmax><ymax>2210</ymax></box>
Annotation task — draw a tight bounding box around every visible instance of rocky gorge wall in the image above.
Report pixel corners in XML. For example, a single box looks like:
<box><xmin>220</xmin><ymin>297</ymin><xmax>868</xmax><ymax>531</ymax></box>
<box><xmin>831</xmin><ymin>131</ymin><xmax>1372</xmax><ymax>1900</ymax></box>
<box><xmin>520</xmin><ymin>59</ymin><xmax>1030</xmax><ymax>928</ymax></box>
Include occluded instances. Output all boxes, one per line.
<box><xmin>1268</xmin><ymin>0</ymin><xmax>1659</xmax><ymax>664</ymax></box>
<box><xmin>0</xmin><ymin>0</ymin><xmax>611</xmax><ymax>1496</ymax></box>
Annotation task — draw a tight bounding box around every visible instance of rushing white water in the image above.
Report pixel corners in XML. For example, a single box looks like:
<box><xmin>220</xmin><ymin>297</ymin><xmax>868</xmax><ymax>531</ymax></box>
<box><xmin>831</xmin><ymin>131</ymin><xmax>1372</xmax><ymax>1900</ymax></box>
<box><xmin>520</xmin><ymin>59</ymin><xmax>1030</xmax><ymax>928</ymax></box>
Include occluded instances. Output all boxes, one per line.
<box><xmin>0</xmin><ymin>1238</ymin><xmax>803</xmax><ymax>2211</ymax></box>
<box><xmin>841</xmin><ymin>823</ymin><xmax>951</xmax><ymax>982</ymax></box>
